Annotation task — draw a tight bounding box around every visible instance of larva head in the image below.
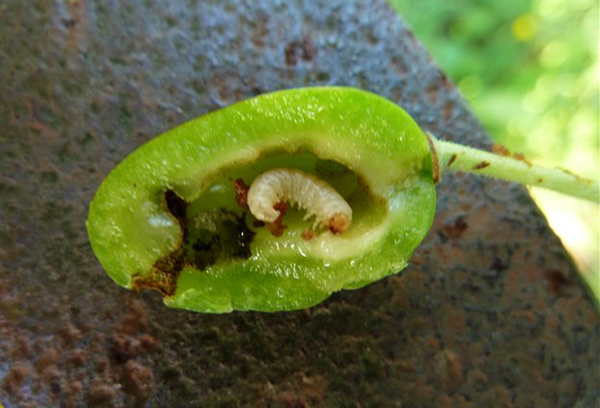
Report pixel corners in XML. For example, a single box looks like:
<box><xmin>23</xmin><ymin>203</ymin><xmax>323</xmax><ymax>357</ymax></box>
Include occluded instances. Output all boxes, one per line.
<box><xmin>328</xmin><ymin>213</ymin><xmax>351</xmax><ymax>234</ymax></box>
<box><xmin>87</xmin><ymin>87</ymin><xmax>436</xmax><ymax>313</ymax></box>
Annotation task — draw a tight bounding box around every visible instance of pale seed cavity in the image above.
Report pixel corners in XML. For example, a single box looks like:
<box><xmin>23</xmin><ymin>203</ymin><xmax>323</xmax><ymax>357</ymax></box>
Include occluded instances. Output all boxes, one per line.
<box><xmin>247</xmin><ymin>168</ymin><xmax>352</xmax><ymax>234</ymax></box>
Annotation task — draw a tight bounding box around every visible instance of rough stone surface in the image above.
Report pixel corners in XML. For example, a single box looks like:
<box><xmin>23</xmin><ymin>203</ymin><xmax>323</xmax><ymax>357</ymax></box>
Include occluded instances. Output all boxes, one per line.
<box><xmin>1</xmin><ymin>0</ymin><xmax>598</xmax><ymax>407</ymax></box>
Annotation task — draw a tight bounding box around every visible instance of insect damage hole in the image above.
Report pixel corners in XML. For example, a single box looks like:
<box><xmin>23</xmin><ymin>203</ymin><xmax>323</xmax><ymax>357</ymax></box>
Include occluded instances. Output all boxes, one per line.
<box><xmin>247</xmin><ymin>168</ymin><xmax>352</xmax><ymax>234</ymax></box>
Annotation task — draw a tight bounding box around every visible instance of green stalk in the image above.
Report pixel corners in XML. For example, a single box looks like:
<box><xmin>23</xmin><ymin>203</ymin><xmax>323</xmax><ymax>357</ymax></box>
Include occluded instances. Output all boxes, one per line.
<box><xmin>432</xmin><ymin>136</ymin><xmax>599</xmax><ymax>204</ymax></box>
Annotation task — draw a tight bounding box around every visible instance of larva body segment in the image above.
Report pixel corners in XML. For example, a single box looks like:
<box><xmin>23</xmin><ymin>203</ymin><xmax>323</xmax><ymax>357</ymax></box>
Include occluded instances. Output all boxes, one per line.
<box><xmin>247</xmin><ymin>168</ymin><xmax>352</xmax><ymax>233</ymax></box>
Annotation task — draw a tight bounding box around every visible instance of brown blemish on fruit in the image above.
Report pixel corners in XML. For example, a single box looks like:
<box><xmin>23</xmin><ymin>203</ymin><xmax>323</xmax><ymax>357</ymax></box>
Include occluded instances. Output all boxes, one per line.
<box><xmin>133</xmin><ymin>255</ymin><xmax>181</xmax><ymax>297</ymax></box>
<box><xmin>512</xmin><ymin>153</ymin><xmax>532</xmax><ymax>167</ymax></box>
<box><xmin>424</xmin><ymin>131</ymin><xmax>440</xmax><ymax>183</ymax></box>
<box><xmin>558</xmin><ymin>167</ymin><xmax>590</xmax><ymax>184</ymax></box>
<box><xmin>234</xmin><ymin>178</ymin><xmax>250</xmax><ymax>210</ymax></box>
<box><xmin>537</xmin><ymin>178</ymin><xmax>543</xmax><ymax>183</ymax></box>
<box><xmin>492</xmin><ymin>144</ymin><xmax>532</xmax><ymax>167</ymax></box>
<box><xmin>267</xmin><ymin>201</ymin><xmax>289</xmax><ymax>237</ymax></box>
<box><xmin>492</xmin><ymin>144</ymin><xmax>510</xmax><ymax>156</ymax></box>
<box><xmin>447</xmin><ymin>154</ymin><xmax>457</xmax><ymax>167</ymax></box>
<box><xmin>473</xmin><ymin>161</ymin><xmax>490</xmax><ymax>170</ymax></box>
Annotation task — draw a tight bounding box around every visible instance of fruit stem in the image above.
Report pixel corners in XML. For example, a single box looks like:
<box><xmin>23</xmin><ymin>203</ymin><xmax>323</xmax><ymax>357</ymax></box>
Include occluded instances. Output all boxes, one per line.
<box><xmin>432</xmin><ymin>136</ymin><xmax>599</xmax><ymax>204</ymax></box>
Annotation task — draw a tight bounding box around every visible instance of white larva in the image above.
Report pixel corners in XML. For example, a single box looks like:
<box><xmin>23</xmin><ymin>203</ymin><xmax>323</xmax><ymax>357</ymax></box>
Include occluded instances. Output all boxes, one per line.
<box><xmin>247</xmin><ymin>168</ymin><xmax>352</xmax><ymax>234</ymax></box>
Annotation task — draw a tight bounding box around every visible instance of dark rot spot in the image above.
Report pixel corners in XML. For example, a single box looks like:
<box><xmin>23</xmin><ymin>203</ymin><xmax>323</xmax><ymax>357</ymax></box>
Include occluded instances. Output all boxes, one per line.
<box><xmin>234</xmin><ymin>178</ymin><xmax>250</xmax><ymax>210</ymax></box>
<box><xmin>473</xmin><ymin>161</ymin><xmax>490</xmax><ymax>170</ymax></box>
<box><xmin>267</xmin><ymin>201</ymin><xmax>289</xmax><ymax>237</ymax></box>
<box><xmin>164</xmin><ymin>190</ymin><xmax>187</xmax><ymax>222</ymax></box>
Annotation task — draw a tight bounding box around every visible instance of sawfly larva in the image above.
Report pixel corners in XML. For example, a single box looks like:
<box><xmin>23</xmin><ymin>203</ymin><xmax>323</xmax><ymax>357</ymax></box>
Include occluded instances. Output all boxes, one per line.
<box><xmin>247</xmin><ymin>168</ymin><xmax>352</xmax><ymax>234</ymax></box>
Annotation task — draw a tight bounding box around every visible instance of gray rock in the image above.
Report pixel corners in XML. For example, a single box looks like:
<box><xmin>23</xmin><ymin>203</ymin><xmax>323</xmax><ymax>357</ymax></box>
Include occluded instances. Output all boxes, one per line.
<box><xmin>1</xmin><ymin>0</ymin><xmax>598</xmax><ymax>407</ymax></box>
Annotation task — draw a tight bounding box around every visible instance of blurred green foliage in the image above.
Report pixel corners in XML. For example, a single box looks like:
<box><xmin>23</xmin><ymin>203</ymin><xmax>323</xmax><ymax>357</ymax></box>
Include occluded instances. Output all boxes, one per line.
<box><xmin>387</xmin><ymin>0</ymin><xmax>599</xmax><ymax>298</ymax></box>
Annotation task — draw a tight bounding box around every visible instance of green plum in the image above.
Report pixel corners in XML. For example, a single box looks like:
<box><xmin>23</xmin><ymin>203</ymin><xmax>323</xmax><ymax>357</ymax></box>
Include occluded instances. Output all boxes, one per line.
<box><xmin>86</xmin><ymin>87</ymin><xmax>437</xmax><ymax>313</ymax></box>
